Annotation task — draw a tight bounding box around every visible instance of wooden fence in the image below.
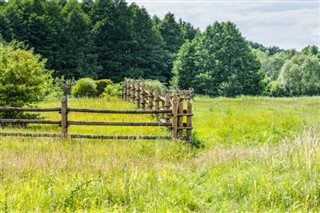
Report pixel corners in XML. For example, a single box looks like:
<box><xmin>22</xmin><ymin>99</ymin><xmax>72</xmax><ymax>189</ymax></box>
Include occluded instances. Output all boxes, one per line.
<box><xmin>122</xmin><ymin>80</ymin><xmax>193</xmax><ymax>142</ymax></box>
<box><xmin>0</xmin><ymin>82</ymin><xmax>193</xmax><ymax>142</ymax></box>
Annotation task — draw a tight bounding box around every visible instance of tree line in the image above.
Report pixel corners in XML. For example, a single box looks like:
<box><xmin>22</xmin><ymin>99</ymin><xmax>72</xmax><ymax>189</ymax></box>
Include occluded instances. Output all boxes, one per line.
<box><xmin>0</xmin><ymin>0</ymin><xmax>199</xmax><ymax>83</ymax></box>
<box><xmin>0</xmin><ymin>0</ymin><xmax>319</xmax><ymax>97</ymax></box>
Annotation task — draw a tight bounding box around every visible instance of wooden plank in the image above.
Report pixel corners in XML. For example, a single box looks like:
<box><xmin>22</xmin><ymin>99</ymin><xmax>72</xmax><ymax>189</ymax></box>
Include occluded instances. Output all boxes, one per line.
<box><xmin>177</xmin><ymin>101</ymin><xmax>184</xmax><ymax>137</ymax></box>
<box><xmin>154</xmin><ymin>91</ymin><xmax>159</xmax><ymax>119</ymax></box>
<box><xmin>164</xmin><ymin>93</ymin><xmax>171</xmax><ymax>123</ymax></box>
<box><xmin>135</xmin><ymin>82</ymin><xmax>141</xmax><ymax>107</ymax></box>
<box><xmin>69</xmin><ymin>134</ymin><xmax>172</xmax><ymax>140</ymax></box>
<box><xmin>67</xmin><ymin>108</ymin><xmax>171</xmax><ymax>114</ymax></box>
<box><xmin>140</xmin><ymin>84</ymin><xmax>146</xmax><ymax>109</ymax></box>
<box><xmin>0</xmin><ymin>107</ymin><xmax>60</xmax><ymax>112</ymax></box>
<box><xmin>126</xmin><ymin>81</ymin><xmax>131</xmax><ymax>101</ymax></box>
<box><xmin>61</xmin><ymin>96</ymin><xmax>68</xmax><ymax>139</ymax></box>
<box><xmin>0</xmin><ymin>119</ymin><xmax>60</xmax><ymax>124</ymax></box>
<box><xmin>0</xmin><ymin>132</ymin><xmax>172</xmax><ymax>140</ymax></box>
<box><xmin>186</xmin><ymin>101</ymin><xmax>193</xmax><ymax>142</ymax></box>
<box><xmin>171</xmin><ymin>93</ymin><xmax>178</xmax><ymax>139</ymax></box>
<box><xmin>68</xmin><ymin>121</ymin><xmax>172</xmax><ymax>126</ymax></box>
<box><xmin>178</xmin><ymin>113</ymin><xmax>193</xmax><ymax>116</ymax></box>
<box><xmin>148</xmin><ymin>88</ymin><xmax>154</xmax><ymax>110</ymax></box>
<box><xmin>178</xmin><ymin>127</ymin><xmax>193</xmax><ymax>130</ymax></box>
<box><xmin>159</xmin><ymin>96</ymin><xmax>166</xmax><ymax>102</ymax></box>
<box><xmin>0</xmin><ymin>132</ymin><xmax>62</xmax><ymax>137</ymax></box>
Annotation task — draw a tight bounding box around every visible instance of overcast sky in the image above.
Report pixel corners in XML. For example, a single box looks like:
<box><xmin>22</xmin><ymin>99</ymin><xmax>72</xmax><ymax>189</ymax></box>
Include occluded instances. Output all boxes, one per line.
<box><xmin>127</xmin><ymin>0</ymin><xmax>319</xmax><ymax>50</ymax></box>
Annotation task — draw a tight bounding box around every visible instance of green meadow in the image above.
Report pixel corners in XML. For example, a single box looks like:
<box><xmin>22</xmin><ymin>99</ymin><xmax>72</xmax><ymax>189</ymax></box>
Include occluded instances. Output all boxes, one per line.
<box><xmin>0</xmin><ymin>96</ymin><xmax>319</xmax><ymax>212</ymax></box>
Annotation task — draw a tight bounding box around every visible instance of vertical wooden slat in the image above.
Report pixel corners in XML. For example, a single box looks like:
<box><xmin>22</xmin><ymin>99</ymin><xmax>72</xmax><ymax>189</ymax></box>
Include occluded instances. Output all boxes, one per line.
<box><xmin>148</xmin><ymin>88</ymin><xmax>154</xmax><ymax>110</ymax></box>
<box><xmin>140</xmin><ymin>84</ymin><xmax>145</xmax><ymax>110</ymax></box>
<box><xmin>61</xmin><ymin>96</ymin><xmax>68</xmax><ymax>139</ymax></box>
<box><xmin>131</xmin><ymin>81</ymin><xmax>136</xmax><ymax>103</ymax></box>
<box><xmin>164</xmin><ymin>93</ymin><xmax>171</xmax><ymax>123</ymax></box>
<box><xmin>126</xmin><ymin>81</ymin><xmax>130</xmax><ymax>102</ymax></box>
<box><xmin>187</xmin><ymin>101</ymin><xmax>192</xmax><ymax>142</ymax></box>
<box><xmin>154</xmin><ymin>91</ymin><xmax>159</xmax><ymax>119</ymax></box>
<box><xmin>135</xmin><ymin>82</ymin><xmax>141</xmax><ymax>107</ymax></box>
<box><xmin>171</xmin><ymin>93</ymin><xmax>178</xmax><ymax>140</ymax></box>
<box><xmin>177</xmin><ymin>100</ymin><xmax>184</xmax><ymax>138</ymax></box>
<box><xmin>122</xmin><ymin>81</ymin><xmax>126</xmax><ymax>100</ymax></box>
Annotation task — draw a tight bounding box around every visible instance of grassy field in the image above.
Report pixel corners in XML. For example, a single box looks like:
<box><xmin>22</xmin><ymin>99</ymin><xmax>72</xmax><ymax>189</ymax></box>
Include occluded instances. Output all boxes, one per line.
<box><xmin>0</xmin><ymin>96</ymin><xmax>319</xmax><ymax>212</ymax></box>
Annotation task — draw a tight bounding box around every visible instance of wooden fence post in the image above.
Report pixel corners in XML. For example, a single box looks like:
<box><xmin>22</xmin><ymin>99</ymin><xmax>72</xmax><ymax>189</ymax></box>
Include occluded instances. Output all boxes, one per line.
<box><xmin>171</xmin><ymin>93</ymin><xmax>178</xmax><ymax>140</ymax></box>
<box><xmin>153</xmin><ymin>91</ymin><xmax>159</xmax><ymax>118</ymax></box>
<box><xmin>61</xmin><ymin>96</ymin><xmax>68</xmax><ymax>139</ymax></box>
<box><xmin>122</xmin><ymin>81</ymin><xmax>126</xmax><ymax>100</ymax></box>
<box><xmin>164</xmin><ymin>93</ymin><xmax>171</xmax><ymax>123</ymax></box>
<box><xmin>148</xmin><ymin>88</ymin><xmax>154</xmax><ymax>110</ymax></box>
<box><xmin>140</xmin><ymin>85</ymin><xmax>146</xmax><ymax>109</ymax></box>
<box><xmin>126</xmin><ymin>81</ymin><xmax>129</xmax><ymax>101</ymax></box>
<box><xmin>131</xmin><ymin>81</ymin><xmax>136</xmax><ymax>103</ymax></box>
<box><xmin>177</xmin><ymin>99</ymin><xmax>184</xmax><ymax>138</ymax></box>
<box><xmin>135</xmin><ymin>82</ymin><xmax>141</xmax><ymax>107</ymax></box>
<box><xmin>186</xmin><ymin>100</ymin><xmax>193</xmax><ymax>142</ymax></box>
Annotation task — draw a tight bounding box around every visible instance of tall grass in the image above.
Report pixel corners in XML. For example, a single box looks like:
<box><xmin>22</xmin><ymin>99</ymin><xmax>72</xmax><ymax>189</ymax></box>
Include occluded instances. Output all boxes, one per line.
<box><xmin>0</xmin><ymin>96</ymin><xmax>319</xmax><ymax>211</ymax></box>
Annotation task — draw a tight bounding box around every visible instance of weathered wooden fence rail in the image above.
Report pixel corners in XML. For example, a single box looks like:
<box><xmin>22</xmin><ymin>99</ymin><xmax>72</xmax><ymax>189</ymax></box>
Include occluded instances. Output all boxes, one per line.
<box><xmin>0</xmin><ymin>97</ymin><xmax>171</xmax><ymax>140</ymax></box>
<box><xmin>0</xmin><ymin>81</ymin><xmax>193</xmax><ymax>142</ymax></box>
<box><xmin>122</xmin><ymin>80</ymin><xmax>193</xmax><ymax>142</ymax></box>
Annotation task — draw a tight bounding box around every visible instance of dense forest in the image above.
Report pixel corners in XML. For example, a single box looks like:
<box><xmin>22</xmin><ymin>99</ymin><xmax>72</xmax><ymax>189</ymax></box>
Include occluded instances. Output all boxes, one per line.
<box><xmin>0</xmin><ymin>0</ymin><xmax>319</xmax><ymax>97</ymax></box>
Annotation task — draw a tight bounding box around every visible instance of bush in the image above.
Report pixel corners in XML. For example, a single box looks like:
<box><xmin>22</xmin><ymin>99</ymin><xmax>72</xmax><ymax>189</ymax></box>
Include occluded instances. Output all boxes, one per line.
<box><xmin>105</xmin><ymin>83</ymin><xmax>121</xmax><ymax>97</ymax></box>
<box><xmin>0</xmin><ymin>41</ymin><xmax>52</xmax><ymax>107</ymax></box>
<box><xmin>0</xmin><ymin>41</ymin><xmax>52</xmax><ymax>120</ymax></box>
<box><xmin>71</xmin><ymin>78</ymin><xmax>97</xmax><ymax>98</ymax></box>
<box><xmin>140</xmin><ymin>79</ymin><xmax>164</xmax><ymax>93</ymax></box>
<box><xmin>94</xmin><ymin>79</ymin><xmax>113</xmax><ymax>96</ymax></box>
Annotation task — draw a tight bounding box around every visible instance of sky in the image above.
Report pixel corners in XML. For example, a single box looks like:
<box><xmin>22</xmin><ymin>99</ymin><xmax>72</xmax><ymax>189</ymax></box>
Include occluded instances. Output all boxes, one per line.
<box><xmin>127</xmin><ymin>0</ymin><xmax>320</xmax><ymax>50</ymax></box>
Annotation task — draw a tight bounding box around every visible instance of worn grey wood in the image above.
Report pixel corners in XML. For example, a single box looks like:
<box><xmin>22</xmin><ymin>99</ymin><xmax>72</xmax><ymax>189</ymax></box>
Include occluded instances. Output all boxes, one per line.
<box><xmin>67</xmin><ymin>108</ymin><xmax>171</xmax><ymax>114</ymax></box>
<box><xmin>0</xmin><ymin>107</ymin><xmax>60</xmax><ymax>112</ymax></box>
<box><xmin>68</xmin><ymin>121</ymin><xmax>172</xmax><ymax>126</ymax></box>
<box><xmin>61</xmin><ymin>96</ymin><xmax>68</xmax><ymax>139</ymax></box>
<box><xmin>0</xmin><ymin>119</ymin><xmax>60</xmax><ymax>124</ymax></box>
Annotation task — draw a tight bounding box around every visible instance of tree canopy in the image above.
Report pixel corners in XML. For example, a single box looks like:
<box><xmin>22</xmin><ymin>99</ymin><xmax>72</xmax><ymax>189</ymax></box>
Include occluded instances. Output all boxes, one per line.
<box><xmin>0</xmin><ymin>0</ymin><xmax>318</xmax><ymax>97</ymax></box>
<box><xmin>172</xmin><ymin>21</ymin><xmax>263</xmax><ymax>97</ymax></box>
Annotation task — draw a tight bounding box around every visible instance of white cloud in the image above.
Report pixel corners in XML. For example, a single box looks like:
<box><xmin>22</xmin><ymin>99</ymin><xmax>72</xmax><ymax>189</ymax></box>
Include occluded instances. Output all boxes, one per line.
<box><xmin>128</xmin><ymin>0</ymin><xmax>320</xmax><ymax>50</ymax></box>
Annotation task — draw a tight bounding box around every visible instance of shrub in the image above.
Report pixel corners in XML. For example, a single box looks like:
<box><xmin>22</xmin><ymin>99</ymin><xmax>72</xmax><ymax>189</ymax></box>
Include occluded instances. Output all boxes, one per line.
<box><xmin>0</xmin><ymin>41</ymin><xmax>52</xmax><ymax>120</ymax></box>
<box><xmin>140</xmin><ymin>79</ymin><xmax>164</xmax><ymax>92</ymax></box>
<box><xmin>0</xmin><ymin>41</ymin><xmax>52</xmax><ymax>107</ymax></box>
<box><xmin>105</xmin><ymin>83</ymin><xmax>121</xmax><ymax>97</ymax></box>
<box><xmin>71</xmin><ymin>78</ymin><xmax>97</xmax><ymax>98</ymax></box>
<box><xmin>94</xmin><ymin>79</ymin><xmax>113</xmax><ymax>96</ymax></box>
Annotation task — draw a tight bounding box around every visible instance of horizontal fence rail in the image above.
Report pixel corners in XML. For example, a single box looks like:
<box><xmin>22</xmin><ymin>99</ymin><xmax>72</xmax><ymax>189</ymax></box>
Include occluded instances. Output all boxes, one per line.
<box><xmin>0</xmin><ymin>81</ymin><xmax>193</xmax><ymax>142</ymax></box>
<box><xmin>0</xmin><ymin>96</ymin><xmax>174</xmax><ymax>140</ymax></box>
<box><xmin>122</xmin><ymin>80</ymin><xmax>193</xmax><ymax>142</ymax></box>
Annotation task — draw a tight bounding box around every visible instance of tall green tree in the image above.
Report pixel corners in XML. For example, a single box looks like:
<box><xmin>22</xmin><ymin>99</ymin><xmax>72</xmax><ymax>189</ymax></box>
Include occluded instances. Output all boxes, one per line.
<box><xmin>59</xmin><ymin>0</ymin><xmax>101</xmax><ymax>79</ymax></box>
<box><xmin>91</xmin><ymin>0</ymin><xmax>132</xmax><ymax>81</ymax></box>
<box><xmin>172</xmin><ymin>21</ymin><xmax>263</xmax><ymax>97</ymax></box>
<box><xmin>126</xmin><ymin>4</ymin><xmax>170</xmax><ymax>81</ymax></box>
<box><xmin>278</xmin><ymin>53</ymin><xmax>320</xmax><ymax>96</ymax></box>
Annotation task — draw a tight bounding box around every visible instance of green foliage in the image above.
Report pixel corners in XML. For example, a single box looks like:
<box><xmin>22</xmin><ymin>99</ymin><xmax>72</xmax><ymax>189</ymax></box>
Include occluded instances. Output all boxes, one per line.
<box><xmin>104</xmin><ymin>83</ymin><xmax>121</xmax><ymax>97</ymax></box>
<box><xmin>172</xmin><ymin>21</ymin><xmax>263</xmax><ymax>97</ymax></box>
<box><xmin>143</xmin><ymin>79</ymin><xmax>164</xmax><ymax>92</ymax></box>
<box><xmin>54</xmin><ymin>76</ymin><xmax>76</xmax><ymax>96</ymax></box>
<box><xmin>71</xmin><ymin>78</ymin><xmax>97</xmax><ymax>98</ymax></box>
<box><xmin>278</xmin><ymin>54</ymin><xmax>320</xmax><ymax>96</ymax></box>
<box><xmin>94</xmin><ymin>79</ymin><xmax>113</xmax><ymax>96</ymax></box>
<box><xmin>0</xmin><ymin>41</ymin><xmax>52</xmax><ymax>107</ymax></box>
<box><xmin>1</xmin><ymin>96</ymin><xmax>320</xmax><ymax>211</ymax></box>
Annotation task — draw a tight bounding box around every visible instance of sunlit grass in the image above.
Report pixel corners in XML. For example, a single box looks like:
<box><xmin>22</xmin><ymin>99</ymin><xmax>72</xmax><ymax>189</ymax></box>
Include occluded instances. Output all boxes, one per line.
<box><xmin>0</xmin><ymin>96</ymin><xmax>319</xmax><ymax>211</ymax></box>
<box><xmin>193</xmin><ymin>96</ymin><xmax>320</xmax><ymax>147</ymax></box>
